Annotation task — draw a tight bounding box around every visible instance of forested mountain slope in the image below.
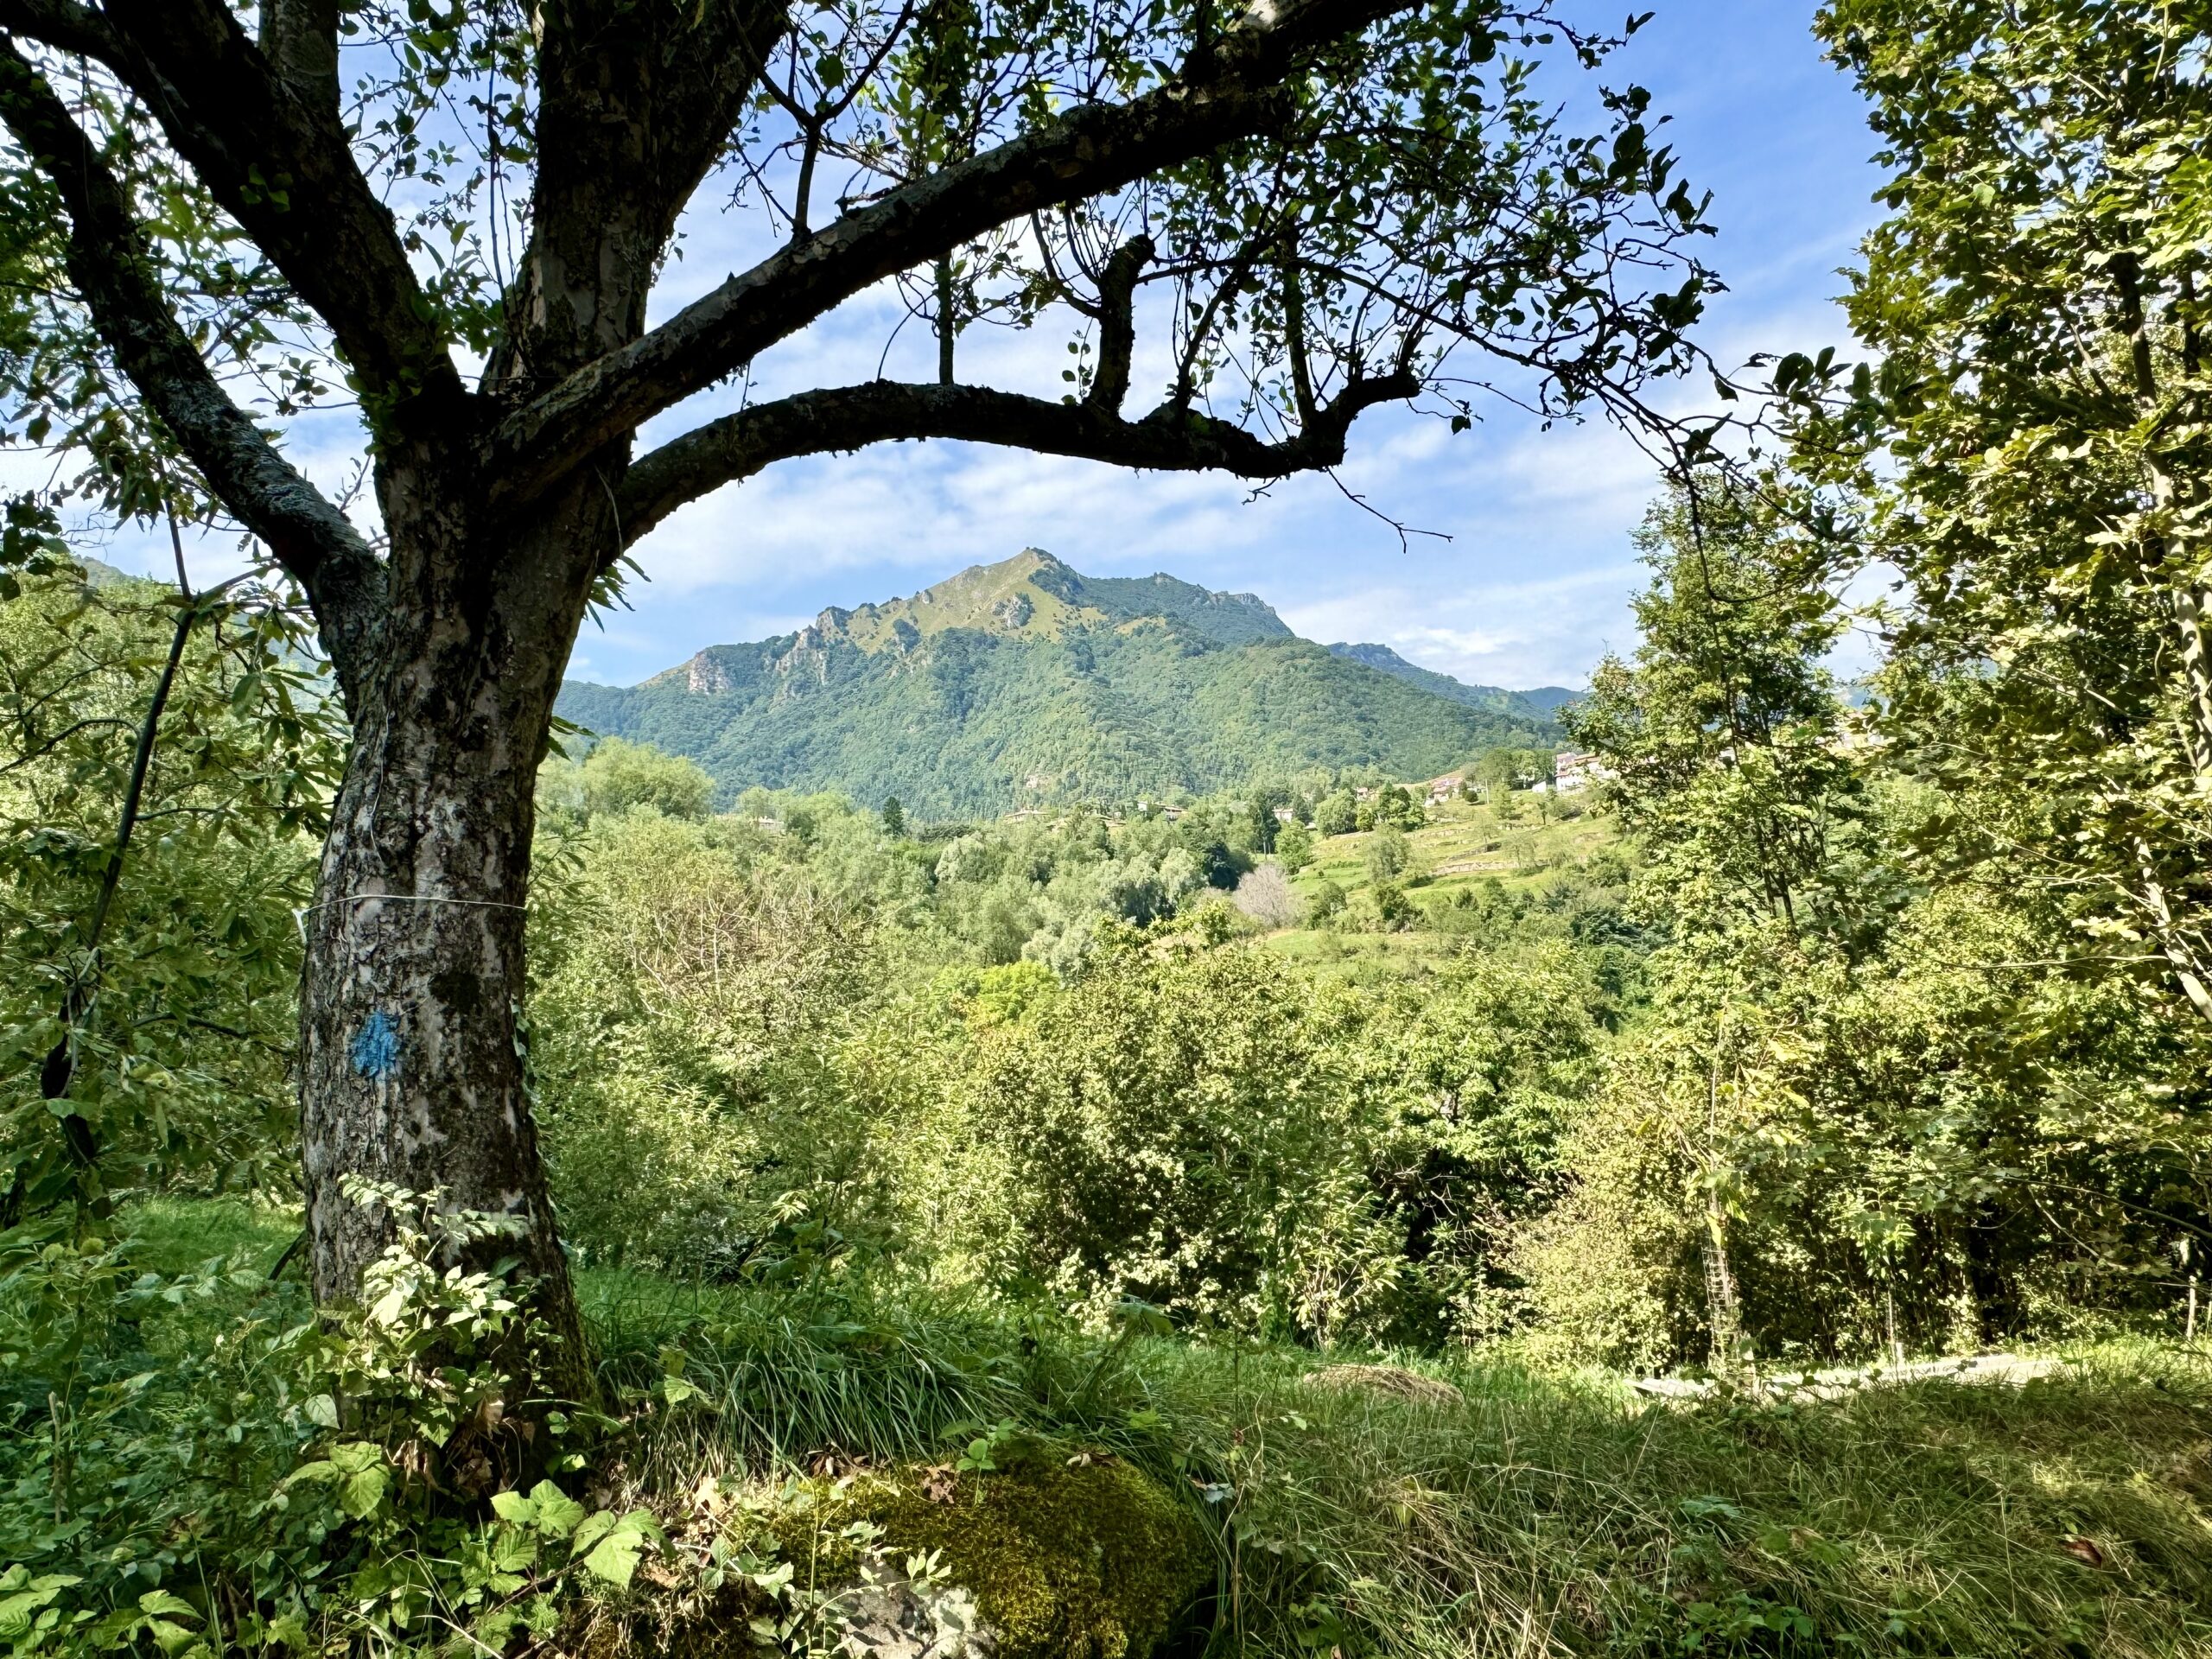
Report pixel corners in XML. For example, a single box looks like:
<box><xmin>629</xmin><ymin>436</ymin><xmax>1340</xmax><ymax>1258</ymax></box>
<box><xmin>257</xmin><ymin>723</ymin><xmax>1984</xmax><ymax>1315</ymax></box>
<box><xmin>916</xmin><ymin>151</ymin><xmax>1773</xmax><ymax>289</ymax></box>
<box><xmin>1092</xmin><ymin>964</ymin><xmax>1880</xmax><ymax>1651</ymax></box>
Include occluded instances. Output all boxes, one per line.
<box><xmin>559</xmin><ymin>550</ymin><xmax>1558</xmax><ymax>812</ymax></box>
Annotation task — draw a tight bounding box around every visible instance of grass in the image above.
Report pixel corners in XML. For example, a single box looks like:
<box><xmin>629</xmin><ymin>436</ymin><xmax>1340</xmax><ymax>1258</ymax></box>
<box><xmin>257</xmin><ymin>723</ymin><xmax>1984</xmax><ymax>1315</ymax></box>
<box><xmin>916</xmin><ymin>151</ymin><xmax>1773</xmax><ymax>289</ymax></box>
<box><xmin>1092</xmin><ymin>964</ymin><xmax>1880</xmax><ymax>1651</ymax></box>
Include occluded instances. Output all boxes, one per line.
<box><xmin>1290</xmin><ymin>796</ymin><xmax>1616</xmax><ymax>908</ymax></box>
<box><xmin>100</xmin><ymin>1198</ymin><xmax>2212</xmax><ymax>1658</ymax></box>
<box><xmin>1259</xmin><ymin>798</ymin><xmax>1621</xmax><ymax>978</ymax></box>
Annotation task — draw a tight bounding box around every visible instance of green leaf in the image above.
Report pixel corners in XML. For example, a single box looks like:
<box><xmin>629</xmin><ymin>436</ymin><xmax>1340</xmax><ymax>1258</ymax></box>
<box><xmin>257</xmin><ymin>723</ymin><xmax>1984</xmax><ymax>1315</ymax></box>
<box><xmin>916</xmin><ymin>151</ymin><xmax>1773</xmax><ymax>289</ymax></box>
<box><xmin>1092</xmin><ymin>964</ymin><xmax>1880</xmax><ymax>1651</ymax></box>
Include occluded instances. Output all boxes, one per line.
<box><xmin>524</xmin><ymin>1480</ymin><xmax>586</xmax><ymax>1539</ymax></box>
<box><xmin>490</xmin><ymin>1490</ymin><xmax>536</xmax><ymax>1525</ymax></box>
<box><xmin>315</xmin><ymin>1442</ymin><xmax>388</xmax><ymax>1519</ymax></box>
<box><xmin>573</xmin><ymin>1511</ymin><xmax>664</xmax><ymax>1587</ymax></box>
<box><xmin>569</xmin><ymin>1510</ymin><xmax>618</xmax><ymax>1558</ymax></box>
<box><xmin>137</xmin><ymin>1591</ymin><xmax>200</xmax><ymax>1622</ymax></box>
<box><xmin>0</xmin><ymin>1573</ymin><xmax>78</xmax><ymax>1639</ymax></box>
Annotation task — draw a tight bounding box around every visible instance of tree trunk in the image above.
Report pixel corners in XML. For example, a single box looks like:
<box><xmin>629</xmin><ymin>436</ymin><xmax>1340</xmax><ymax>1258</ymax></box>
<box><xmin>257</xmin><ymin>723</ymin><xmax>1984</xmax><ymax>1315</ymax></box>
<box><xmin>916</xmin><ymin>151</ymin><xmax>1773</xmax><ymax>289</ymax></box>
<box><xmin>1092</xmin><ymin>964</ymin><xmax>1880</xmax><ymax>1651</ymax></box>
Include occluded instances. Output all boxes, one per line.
<box><xmin>297</xmin><ymin>466</ymin><xmax>606</xmax><ymax>1398</ymax></box>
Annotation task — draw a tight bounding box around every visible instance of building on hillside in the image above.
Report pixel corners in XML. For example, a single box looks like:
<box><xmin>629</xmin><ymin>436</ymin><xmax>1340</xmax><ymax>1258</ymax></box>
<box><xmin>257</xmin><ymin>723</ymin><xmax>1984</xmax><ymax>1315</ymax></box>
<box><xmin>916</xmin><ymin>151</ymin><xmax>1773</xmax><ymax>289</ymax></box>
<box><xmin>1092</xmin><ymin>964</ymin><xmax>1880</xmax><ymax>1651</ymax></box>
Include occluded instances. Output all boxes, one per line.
<box><xmin>1554</xmin><ymin>749</ymin><xmax>1615</xmax><ymax>795</ymax></box>
<box><xmin>1424</xmin><ymin>772</ymin><xmax>1465</xmax><ymax>806</ymax></box>
<box><xmin>1273</xmin><ymin>805</ymin><xmax>1295</xmax><ymax>823</ymax></box>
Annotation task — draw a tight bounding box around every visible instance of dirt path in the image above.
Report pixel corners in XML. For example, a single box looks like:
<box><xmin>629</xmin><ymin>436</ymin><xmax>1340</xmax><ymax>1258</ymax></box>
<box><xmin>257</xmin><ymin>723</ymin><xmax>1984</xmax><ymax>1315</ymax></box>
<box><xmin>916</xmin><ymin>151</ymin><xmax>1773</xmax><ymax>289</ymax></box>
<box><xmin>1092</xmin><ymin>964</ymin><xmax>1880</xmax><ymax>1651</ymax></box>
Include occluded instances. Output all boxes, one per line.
<box><xmin>1634</xmin><ymin>1352</ymin><xmax>2062</xmax><ymax>1402</ymax></box>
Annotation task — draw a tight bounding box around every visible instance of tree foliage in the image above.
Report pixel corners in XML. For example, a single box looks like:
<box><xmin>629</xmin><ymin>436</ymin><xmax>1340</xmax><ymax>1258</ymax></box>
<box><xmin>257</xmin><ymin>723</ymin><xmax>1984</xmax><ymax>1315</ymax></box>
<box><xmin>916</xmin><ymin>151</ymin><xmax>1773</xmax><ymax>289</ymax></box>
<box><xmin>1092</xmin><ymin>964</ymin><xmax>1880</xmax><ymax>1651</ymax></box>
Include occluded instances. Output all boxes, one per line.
<box><xmin>1797</xmin><ymin>0</ymin><xmax>2212</xmax><ymax>1030</ymax></box>
<box><xmin>0</xmin><ymin>558</ymin><xmax>342</xmax><ymax>1211</ymax></box>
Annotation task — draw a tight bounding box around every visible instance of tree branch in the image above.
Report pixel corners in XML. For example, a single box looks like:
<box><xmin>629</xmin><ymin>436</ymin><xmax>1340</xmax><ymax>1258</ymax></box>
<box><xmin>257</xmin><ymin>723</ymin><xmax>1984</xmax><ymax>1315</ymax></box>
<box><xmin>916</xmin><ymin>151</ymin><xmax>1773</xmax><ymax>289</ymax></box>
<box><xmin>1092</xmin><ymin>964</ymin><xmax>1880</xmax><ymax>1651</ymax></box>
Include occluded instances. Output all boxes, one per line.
<box><xmin>0</xmin><ymin>0</ymin><xmax>109</xmax><ymax>57</ymax></box>
<box><xmin>1087</xmin><ymin>234</ymin><xmax>1153</xmax><ymax>413</ymax></box>
<box><xmin>257</xmin><ymin>0</ymin><xmax>340</xmax><ymax>115</ymax></box>
<box><xmin>493</xmin><ymin>0</ymin><xmax>1420</xmax><ymax>506</ymax></box>
<box><xmin>3</xmin><ymin>0</ymin><xmax>467</xmax><ymax>417</ymax></box>
<box><xmin>501</xmin><ymin>0</ymin><xmax>782</xmax><ymax>390</ymax></box>
<box><xmin>616</xmin><ymin>371</ymin><xmax>1419</xmax><ymax>546</ymax></box>
<box><xmin>0</xmin><ymin>40</ymin><xmax>385</xmax><ymax>701</ymax></box>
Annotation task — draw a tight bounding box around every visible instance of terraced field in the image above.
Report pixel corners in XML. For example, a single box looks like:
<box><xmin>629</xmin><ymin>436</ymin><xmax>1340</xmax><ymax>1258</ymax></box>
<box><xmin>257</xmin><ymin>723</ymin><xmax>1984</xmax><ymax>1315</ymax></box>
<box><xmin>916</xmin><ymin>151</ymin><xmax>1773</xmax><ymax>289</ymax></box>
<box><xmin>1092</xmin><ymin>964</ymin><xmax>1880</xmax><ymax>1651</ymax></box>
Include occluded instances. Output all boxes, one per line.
<box><xmin>1255</xmin><ymin>793</ymin><xmax>1621</xmax><ymax>973</ymax></box>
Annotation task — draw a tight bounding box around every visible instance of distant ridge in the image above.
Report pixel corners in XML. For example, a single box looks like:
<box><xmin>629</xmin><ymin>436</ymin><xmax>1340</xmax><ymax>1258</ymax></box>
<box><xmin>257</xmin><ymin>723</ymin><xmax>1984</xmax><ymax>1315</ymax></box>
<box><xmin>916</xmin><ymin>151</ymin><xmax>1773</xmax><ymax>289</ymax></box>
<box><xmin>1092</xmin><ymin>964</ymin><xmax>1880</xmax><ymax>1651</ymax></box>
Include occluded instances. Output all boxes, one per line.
<box><xmin>1514</xmin><ymin>685</ymin><xmax>1583</xmax><ymax>714</ymax></box>
<box><xmin>1324</xmin><ymin>641</ymin><xmax>1562</xmax><ymax>721</ymax></box>
<box><xmin>558</xmin><ymin>550</ymin><xmax>1562</xmax><ymax>814</ymax></box>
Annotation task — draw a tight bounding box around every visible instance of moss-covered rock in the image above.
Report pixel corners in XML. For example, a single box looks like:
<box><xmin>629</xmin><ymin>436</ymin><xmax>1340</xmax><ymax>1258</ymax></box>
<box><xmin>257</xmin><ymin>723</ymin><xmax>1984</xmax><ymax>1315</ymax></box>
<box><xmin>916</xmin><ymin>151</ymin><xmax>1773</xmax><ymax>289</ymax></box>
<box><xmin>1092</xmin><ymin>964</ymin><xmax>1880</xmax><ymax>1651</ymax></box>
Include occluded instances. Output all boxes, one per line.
<box><xmin>767</xmin><ymin>1456</ymin><xmax>1212</xmax><ymax>1659</ymax></box>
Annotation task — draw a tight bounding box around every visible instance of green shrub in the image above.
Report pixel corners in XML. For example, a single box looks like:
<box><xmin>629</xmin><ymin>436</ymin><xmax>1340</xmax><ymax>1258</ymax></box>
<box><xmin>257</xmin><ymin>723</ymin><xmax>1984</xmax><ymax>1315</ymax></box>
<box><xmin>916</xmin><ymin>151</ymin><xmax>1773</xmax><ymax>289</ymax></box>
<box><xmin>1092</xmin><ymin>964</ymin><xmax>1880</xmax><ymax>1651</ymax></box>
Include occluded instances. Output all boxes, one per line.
<box><xmin>877</xmin><ymin>942</ymin><xmax>1602</xmax><ymax>1346</ymax></box>
<box><xmin>528</xmin><ymin>812</ymin><xmax>881</xmax><ymax>1273</ymax></box>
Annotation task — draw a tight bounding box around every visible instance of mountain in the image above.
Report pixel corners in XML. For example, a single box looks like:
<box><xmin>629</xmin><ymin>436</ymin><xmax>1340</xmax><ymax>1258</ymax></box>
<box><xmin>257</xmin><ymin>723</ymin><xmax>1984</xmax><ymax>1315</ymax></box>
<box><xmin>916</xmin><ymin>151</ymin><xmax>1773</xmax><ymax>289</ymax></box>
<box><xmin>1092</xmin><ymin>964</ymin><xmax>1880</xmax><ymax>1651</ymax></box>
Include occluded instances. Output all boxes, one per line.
<box><xmin>1515</xmin><ymin>685</ymin><xmax>1583</xmax><ymax>715</ymax></box>
<box><xmin>557</xmin><ymin>550</ymin><xmax>1560</xmax><ymax>815</ymax></box>
<box><xmin>1322</xmin><ymin>642</ymin><xmax>1564</xmax><ymax>721</ymax></box>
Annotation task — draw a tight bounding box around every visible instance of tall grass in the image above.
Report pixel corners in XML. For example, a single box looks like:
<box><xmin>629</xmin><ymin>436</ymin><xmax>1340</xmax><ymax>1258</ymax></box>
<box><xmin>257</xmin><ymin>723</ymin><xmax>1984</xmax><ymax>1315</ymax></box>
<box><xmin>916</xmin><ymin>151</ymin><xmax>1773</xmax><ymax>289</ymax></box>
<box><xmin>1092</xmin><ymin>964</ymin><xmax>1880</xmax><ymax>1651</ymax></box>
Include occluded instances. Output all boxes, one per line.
<box><xmin>582</xmin><ymin>1254</ymin><xmax>2212</xmax><ymax>1656</ymax></box>
<box><xmin>110</xmin><ymin>1202</ymin><xmax>2212</xmax><ymax>1657</ymax></box>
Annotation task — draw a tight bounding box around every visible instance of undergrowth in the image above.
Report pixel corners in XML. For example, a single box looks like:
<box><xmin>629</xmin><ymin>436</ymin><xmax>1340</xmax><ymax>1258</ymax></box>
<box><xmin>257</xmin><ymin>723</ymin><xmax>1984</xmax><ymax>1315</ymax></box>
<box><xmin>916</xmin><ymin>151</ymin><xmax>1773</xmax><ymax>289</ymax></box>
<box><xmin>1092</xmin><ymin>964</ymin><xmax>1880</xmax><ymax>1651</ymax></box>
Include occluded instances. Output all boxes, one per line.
<box><xmin>10</xmin><ymin>1198</ymin><xmax>2212</xmax><ymax>1658</ymax></box>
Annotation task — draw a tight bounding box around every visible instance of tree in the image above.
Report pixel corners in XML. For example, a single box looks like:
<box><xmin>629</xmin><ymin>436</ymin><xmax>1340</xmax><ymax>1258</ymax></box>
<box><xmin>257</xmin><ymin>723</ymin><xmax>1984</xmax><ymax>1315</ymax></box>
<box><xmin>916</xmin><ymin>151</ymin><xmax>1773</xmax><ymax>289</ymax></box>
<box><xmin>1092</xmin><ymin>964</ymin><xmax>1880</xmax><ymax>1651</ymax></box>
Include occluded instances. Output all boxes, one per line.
<box><xmin>1274</xmin><ymin>818</ymin><xmax>1315</xmax><ymax>872</ymax></box>
<box><xmin>1364</xmin><ymin>823</ymin><xmax>1410</xmax><ymax>884</ymax></box>
<box><xmin>1796</xmin><ymin>0</ymin><xmax>2212</xmax><ymax>1031</ymax></box>
<box><xmin>1308</xmin><ymin>877</ymin><xmax>1349</xmax><ymax>925</ymax></box>
<box><xmin>881</xmin><ymin>796</ymin><xmax>906</xmax><ymax>838</ymax></box>
<box><xmin>0</xmin><ymin>553</ymin><xmax>343</xmax><ymax>1214</ymax></box>
<box><xmin>540</xmin><ymin>736</ymin><xmax>715</xmax><ymax>823</ymax></box>
<box><xmin>1473</xmin><ymin>747</ymin><xmax>1522</xmax><ymax>802</ymax></box>
<box><xmin>1233</xmin><ymin>861</ymin><xmax>1300</xmax><ymax>928</ymax></box>
<box><xmin>0</xmin><ymin>0</ymin><xmax>1715</xmax><ymax>1357</ymax></box>
<box><xmin>1243</xmin><ymin>794</ymin><xmax>1279</xmax><ymax>855</ymax></box>
<box><xmin>1568</xmin><ymin>479</ymin><xmax>1858</xmax><ymax>943</ymax></box>
<box><xmin>1371</xmin><ymin>782</ymin><xmax>1421</xmax><ymax>830</ymax></box>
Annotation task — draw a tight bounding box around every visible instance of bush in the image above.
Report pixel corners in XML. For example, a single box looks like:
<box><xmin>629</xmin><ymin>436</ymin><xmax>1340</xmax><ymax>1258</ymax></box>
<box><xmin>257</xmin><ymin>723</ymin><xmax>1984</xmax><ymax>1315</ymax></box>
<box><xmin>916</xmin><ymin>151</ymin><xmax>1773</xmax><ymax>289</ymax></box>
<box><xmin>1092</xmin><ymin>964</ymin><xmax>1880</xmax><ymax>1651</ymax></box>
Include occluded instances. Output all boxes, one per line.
<box><xmin>1363</xmin><ymin>824</ymin><xmax>1411</xmax><ymax>884</ymax></box>
<box><xmin>528</xmin><ymin>812</ymin><xmax>880</xmax><ymax>1272</ymax></box>
<box><xmin>880</xmin><ymin>943</ymin><xmax>1604</xmax><ymax>1346</ymax></box>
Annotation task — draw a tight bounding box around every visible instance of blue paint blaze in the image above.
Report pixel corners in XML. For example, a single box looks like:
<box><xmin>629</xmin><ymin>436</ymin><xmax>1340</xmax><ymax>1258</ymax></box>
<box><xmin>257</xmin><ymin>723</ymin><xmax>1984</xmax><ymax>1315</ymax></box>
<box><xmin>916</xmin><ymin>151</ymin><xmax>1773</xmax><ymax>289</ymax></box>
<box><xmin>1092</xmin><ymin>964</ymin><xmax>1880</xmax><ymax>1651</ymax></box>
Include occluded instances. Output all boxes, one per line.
<box><xmin>350</xmin><ymin>1010</ymin><xmax>402</xmax><ymax>1081</ymax></box>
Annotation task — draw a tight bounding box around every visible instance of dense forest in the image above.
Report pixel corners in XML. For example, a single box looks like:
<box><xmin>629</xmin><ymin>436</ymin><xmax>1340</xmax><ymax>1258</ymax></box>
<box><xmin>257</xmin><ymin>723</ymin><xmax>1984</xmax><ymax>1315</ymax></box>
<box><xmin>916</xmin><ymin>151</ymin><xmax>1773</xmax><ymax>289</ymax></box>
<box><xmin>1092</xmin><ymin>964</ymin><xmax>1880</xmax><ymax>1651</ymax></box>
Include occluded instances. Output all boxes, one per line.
<box><xmin>3</xmin><ymin>1</ymin><xmax>2212</xmax><ymax>1656</ymax></box>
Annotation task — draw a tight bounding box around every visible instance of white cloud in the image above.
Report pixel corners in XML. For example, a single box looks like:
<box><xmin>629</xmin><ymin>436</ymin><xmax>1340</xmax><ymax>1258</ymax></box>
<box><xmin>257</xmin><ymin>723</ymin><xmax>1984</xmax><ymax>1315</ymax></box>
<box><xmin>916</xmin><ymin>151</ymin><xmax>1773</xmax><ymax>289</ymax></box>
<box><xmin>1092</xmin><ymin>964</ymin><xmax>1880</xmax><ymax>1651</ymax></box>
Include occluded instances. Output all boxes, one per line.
<box><xmin>1281</xmin><ymin>561</ymin><xmax>1643</xmax><ymax>690</ymax></box>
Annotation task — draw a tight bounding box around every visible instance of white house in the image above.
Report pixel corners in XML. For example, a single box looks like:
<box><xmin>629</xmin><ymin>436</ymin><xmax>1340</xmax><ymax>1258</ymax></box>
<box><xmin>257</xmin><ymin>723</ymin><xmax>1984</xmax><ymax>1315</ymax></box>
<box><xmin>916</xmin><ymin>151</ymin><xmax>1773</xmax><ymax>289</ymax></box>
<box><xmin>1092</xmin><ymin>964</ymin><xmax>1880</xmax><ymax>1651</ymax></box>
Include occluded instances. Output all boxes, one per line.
<box><xmin>1554</xmin><ymin>750</ymin><xmax>1615</xmax><ymax>795</ymax></box>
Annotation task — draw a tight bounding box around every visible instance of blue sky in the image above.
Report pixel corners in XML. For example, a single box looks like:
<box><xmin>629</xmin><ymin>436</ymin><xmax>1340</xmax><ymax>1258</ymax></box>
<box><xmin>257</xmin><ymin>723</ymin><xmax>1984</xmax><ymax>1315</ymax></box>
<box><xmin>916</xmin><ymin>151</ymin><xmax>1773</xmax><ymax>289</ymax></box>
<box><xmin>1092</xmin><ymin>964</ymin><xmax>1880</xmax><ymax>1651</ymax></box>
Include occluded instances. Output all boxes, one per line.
<box><xmin>91</xmin><ymin>1</ymin><xmax>1884</xmax><ymax>695</ymax></box>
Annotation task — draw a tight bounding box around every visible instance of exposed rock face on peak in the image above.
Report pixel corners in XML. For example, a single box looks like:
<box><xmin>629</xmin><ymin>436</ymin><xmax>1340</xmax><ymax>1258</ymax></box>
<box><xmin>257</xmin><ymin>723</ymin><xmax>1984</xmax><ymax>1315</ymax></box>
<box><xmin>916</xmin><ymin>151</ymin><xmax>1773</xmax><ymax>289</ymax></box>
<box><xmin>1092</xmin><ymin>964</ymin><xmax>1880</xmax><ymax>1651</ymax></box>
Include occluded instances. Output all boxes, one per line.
<box><xmin>751</xmin><ymin>548</ymin><xmax>1297</xmax><ymax>656</ymax></box>
<box><xmin>559</xmin><ymin>551</ymin><xmax>1561</xmax><ymax>814</ymax></box>
<box><xmin>685</xmin><ymin>652</ymin><xmax>737</xmax><ymax>696</ymax></box>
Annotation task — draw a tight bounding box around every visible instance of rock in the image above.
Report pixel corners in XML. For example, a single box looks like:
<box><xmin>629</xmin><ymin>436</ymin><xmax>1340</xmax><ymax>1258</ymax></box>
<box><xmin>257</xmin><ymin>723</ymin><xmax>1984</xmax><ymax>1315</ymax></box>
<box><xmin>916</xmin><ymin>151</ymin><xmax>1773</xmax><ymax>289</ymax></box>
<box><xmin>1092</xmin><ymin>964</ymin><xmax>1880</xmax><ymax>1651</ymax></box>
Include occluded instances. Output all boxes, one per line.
<box><xmin>837</xmin><ymin>1570</ymin><xmax>994</xmax><ymax>1658</ymax></box>
<box><xmin>753</xmin><ymin>1456</ymin><xmax>1212</xmax><ymax>1659</ymax></box>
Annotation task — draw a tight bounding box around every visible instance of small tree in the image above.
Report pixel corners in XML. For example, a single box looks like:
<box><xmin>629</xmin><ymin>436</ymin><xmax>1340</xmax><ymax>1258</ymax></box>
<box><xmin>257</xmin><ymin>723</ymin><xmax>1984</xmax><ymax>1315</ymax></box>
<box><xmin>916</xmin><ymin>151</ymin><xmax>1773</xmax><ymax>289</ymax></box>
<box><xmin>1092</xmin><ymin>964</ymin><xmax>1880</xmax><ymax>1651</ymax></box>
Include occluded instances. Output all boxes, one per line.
<box><xmin>1567</xmin><ymin>478</ymin><xmax>1854</xmax><ymax>941</ymax></box>
<box><xmin>1364</xmin><ymin>824</ymin><xmax>1411</xmax><ymax>885</ymax></box>
<box><xmin>1243</xmin><ymin>796</ymin><xmax>1279</xmax><ymax>855</ymax></box>
<box><xmin>1308</xmin><ymin>878</ymin><xmax>1349</xmax><ymax>926</ymax></box>
<box><xmin>1373</xmin><ymin>783</ymin><xmax>1421</xmax><ymax>830</ymax></box>
<box><xmin>881</xmin><ymin>796</ymin><xmax>906</xmax><ymax>838</ymax></box>
<box><xmin>1315</xmin><ymin>791</ymin><xmax>1360</xmax><ymax>837</ymax></box>
<box><xmin>1233</xmin><ymin>862</ymin><xmax>1302</xmax><ymax>929</ymax></box>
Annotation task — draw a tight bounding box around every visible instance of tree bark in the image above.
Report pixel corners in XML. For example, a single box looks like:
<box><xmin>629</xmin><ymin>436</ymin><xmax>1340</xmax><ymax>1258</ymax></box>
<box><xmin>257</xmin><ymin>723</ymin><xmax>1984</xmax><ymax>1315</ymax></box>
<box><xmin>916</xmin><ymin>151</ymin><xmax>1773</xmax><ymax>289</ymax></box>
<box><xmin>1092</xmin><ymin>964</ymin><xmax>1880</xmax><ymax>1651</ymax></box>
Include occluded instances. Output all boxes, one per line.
<box><xmin>297</xmin><ymin>464</ymin><xmax>607</xmax><ymax>1396</ymax></box>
